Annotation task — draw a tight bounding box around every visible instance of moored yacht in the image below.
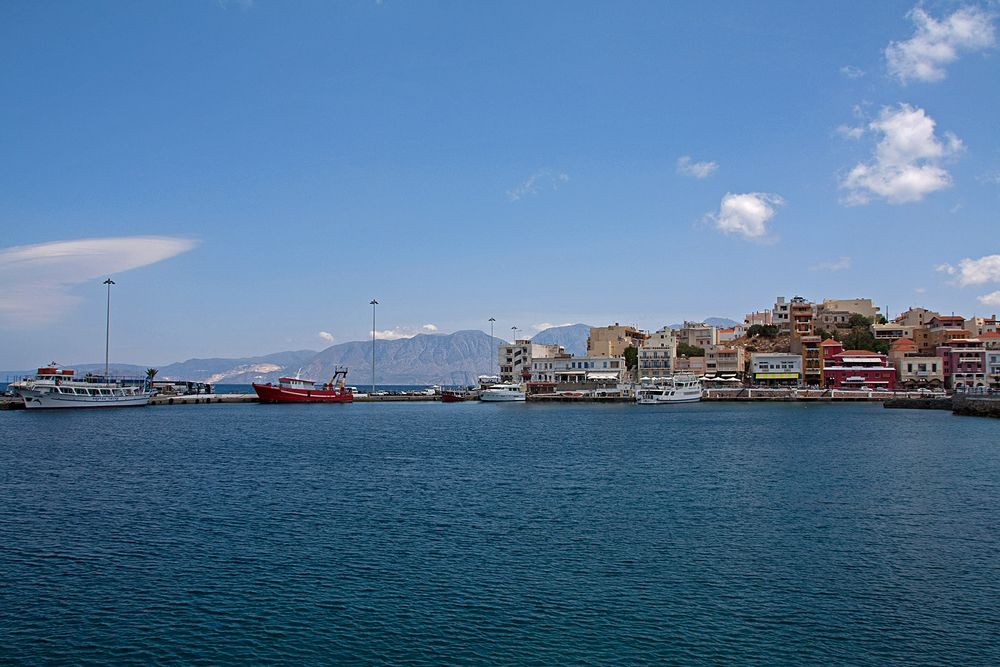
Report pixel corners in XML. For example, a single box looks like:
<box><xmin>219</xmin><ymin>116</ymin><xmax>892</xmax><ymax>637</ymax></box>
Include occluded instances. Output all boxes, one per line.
<box><xmin>635</xmin><ymin>374</ymin><xmax>702</xmax><ymax>405</ymax></box>
<box><xmin>479</xmin><ymin>382</ymin><xmax>526</xmax><ymax>402</ymax></box>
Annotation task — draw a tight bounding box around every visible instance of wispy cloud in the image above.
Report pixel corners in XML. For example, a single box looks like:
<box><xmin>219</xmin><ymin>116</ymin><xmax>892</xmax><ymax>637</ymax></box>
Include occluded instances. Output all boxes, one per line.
<box><xmin>836</xmin><ymin>124</ymin><xmax>865</xmax><ymax>140</ymax></box>
<box><xmin>979</xmin><ymin>291</ymin><xmax>1000</xmax><ymax>306</ymax></box>
<box><xmin>507</xmin><ymin>169</ymin><xmax>570</xmax><ymax>201</ymax></box>
<box><xmin>840</xmin><ymin>104</ymin><xmax>962</xmax><ymax>205</ymax></box>
<box><xmin>318</xmin><ymin>331</ymin><xmax>335</xmax><ymax>342</ymax></box>
<box><xmin>676</xmin><ymin>156</ymin><xmax>718</xmax><ymax>179</ymax></box>
<box><xmin>886</xmin><ymin>5</ymin><xmax>996</xmax><ymax>84</ymax></box>
<box><xmin>811</xmin><ymin>256</ymin><xmax>852</xmax><ymax>272</ymax></box>
<box><xmin>914</xmin><ymin>287</ymin><xmax>927</xmax><ymax>294</ymax></box>
<box><xmin>705</xmin><ymin>192</ymin><xmax>784</xmax><ymax>241</ymax></box>
<box><xmin>217</xmin><ymin>0</ymin><xmax>255</xmax><ymax>9</ymax></box>
<box><xmin>0</xmin><ymin>236</ymin><xmax>197</xmax><ymax>328</ymax></box>
<box><xmin>840</xmin><ymin>65</ymin><xmax>866</xmax><ymax>79</ymax></box>
<box><xmin>375</xmin><ymin>324</ymin><xmax>440</xmax><ymax>340</ymax></box>
<box><xmin>532</xmin><ymin>322</ymin><xmax>573</xmax><ymax>331</ymax></box>
<box><xmin>936</xmin><ymin>254</ymin><xmax>1000</xmax><ymax>286</ymax></box>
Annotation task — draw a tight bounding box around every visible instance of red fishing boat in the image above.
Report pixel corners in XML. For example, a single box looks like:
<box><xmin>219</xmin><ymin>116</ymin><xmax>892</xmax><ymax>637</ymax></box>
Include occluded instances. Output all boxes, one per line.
<box><xmin>253</xmin><ymin>367</ymin><xmax>353</xmax><ymax>403</ymax></box>
<box><xmin>440</xmin><ymin>388</ymin><xmax>472</xmax><ymax>403</ymax></box>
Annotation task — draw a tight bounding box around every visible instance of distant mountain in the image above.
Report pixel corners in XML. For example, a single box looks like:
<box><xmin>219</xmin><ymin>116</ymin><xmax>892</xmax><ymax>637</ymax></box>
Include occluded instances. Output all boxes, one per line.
<box><xmin>157</xmin><ymin>350</ymin><xmax>318</xmax><ymax>384</ymax></box>
<box><xmin>301</xmin><ymin>330</ymin><xmax>500</xmax><ymax>385</ymax></box>
<box><xmin>705</xmin><ymin>317</ymin><xmax>740</xmax><ymax>329</ymax></box>
<box><xmin>531</xmin><ymin>323</ymin><xmax>592</xmax><ymax>357</ymax></box>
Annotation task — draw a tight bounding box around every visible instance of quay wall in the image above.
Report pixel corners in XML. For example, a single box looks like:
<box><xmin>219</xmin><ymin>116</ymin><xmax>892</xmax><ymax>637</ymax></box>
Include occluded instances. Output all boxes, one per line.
<box><xmin>952</xmin><ymin>395</ymin><xmax>1000</xmax><ymax>419</ymax></box>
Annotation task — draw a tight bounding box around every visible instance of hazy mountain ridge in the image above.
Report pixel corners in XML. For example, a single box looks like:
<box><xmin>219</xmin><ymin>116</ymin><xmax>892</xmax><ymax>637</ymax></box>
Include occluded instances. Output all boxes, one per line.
<box><xmin>530</xmin><ymin>323</ymin><xmax>592</xmax><ymax>357</ymax></box>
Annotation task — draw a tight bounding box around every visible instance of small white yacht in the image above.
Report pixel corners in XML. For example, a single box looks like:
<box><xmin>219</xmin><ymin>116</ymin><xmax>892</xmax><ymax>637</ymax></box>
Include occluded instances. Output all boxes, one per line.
<box><xmin>635</xmin><ymin>374</ymin><xmax>702</xmax><ymax>405</ymax></box>
<box><xmin>479</xmin><ymin>382</ymin><xmax>526</xmax><ymax>402</ymax></box>
<box><xmin>13</xmin><ymin>366</ymin><xmax>153</xmax><ymax>409</ymax></box>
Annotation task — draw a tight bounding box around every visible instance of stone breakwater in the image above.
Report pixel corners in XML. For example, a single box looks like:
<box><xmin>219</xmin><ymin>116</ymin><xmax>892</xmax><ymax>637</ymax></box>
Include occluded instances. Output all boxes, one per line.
<box><xmin>883</xmin><ymin>394</ymin><xmax>1000</xmax><ymax>419</ymax></box>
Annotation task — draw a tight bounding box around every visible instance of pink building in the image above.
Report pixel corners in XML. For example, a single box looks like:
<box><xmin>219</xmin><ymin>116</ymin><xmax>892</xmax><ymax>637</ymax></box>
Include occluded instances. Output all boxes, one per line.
<box><xmin>823</xmin><ymin>349</ymin><xmax>896</xmax><ymax>390</ymax></box>
<box><xmin>937</xmin><ymin>339</ymin><xmax>987</xmax><ymax>389</ymax></box>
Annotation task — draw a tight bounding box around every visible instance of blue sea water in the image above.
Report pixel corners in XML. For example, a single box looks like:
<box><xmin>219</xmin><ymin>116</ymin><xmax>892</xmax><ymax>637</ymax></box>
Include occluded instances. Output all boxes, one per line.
<box><xmin>1</xmin><ymin>402</ymin><xmax>999</xmax><ymax>664</ymax></box>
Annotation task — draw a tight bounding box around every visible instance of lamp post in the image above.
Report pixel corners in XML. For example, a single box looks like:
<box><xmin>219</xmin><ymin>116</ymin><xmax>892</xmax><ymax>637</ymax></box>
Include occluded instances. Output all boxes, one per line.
<box><xmin>103</xmin><ymin>278</ymin><xmax>115</xmax><ymax>381</ymax></box>
<box><xmin>511</xmin><ymin>325</ymin><xmax>518</xmax><ymax>341</ymax></box>
<box><xmin>370</xmin><ymin>299</ymin><xmax>378</xmax><ymax>394</ymax></box>
<box><xmin>489</xmin><ymin>317</ymin><xmax>496</xmax><ymax>377</ymax></box>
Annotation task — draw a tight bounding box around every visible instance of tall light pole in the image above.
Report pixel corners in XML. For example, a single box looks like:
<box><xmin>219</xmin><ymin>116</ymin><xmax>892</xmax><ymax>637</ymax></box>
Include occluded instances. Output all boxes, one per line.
<box><xmin>511</xmin><ymin>325</ymin><xmax>518</xmax><ymax>341</ymax></box>
<box><xmin>489</xmin><ymin>317</ymin><xmax>496</xmax><ymax>377</ymax></box>
<box><xmin>103</xmin><ymin>278</ymin><xmax>115</xmax><ymax>381</ymax></box>
<box><xmin>370</xmin><ymin>299</ymin><xmax>378</xmax><ymax>393</ymax></box>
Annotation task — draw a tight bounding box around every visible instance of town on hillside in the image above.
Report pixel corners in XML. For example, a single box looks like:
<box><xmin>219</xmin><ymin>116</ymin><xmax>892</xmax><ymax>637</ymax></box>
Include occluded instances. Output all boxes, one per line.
<box><xmin>499</xmin><ymin>297</ymin><xmax>1000</xmax><ymax>395</ymax></box>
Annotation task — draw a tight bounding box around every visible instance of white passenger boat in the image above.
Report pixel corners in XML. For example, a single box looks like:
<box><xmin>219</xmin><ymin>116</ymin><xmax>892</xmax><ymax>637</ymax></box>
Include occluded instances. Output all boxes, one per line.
<box><xmin>479</xmin><ymin>382</ymin><xmax>526</xmax><ymax>402</ymax></box>
<box><xmin>635</xmin><ymin>374</ymin><xmax>702</xmax><ymax>405</ymax></box>
<box><xmin>12</xmin><ymin>366</ymin><xmax>153</xmax><ymax>409</ymax></box>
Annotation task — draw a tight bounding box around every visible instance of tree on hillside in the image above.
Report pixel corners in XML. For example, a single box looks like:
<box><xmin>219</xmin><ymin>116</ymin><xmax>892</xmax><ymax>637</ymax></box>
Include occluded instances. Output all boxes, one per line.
<box><xmin>747</xmin><ymin>324</ymin><xmax>779</xmax><ymax>338</ymax></box>
<box><xmin>677</xmin><ymin>342</ymin><xmax>705</xmax><ymax>357</ymax></box>
<box><xmin>841</xmin><ymin>315</ymin><xmax>889</xmax><ymax>354</ymax></box>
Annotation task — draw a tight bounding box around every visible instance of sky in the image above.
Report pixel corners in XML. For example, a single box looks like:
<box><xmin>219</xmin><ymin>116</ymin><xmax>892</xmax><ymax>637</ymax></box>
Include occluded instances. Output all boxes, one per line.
<box><xmin>1</xmin><ymin>0</ymin><xmax>999</xmax><ymax>369</ymax></box>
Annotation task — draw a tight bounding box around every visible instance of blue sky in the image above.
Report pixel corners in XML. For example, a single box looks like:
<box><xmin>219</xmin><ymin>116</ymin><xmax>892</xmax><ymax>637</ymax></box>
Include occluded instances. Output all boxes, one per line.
<box><xmin>2</xmin><ymin>0</ymin><xmax>999</xmax><ymax>369</ymax></box>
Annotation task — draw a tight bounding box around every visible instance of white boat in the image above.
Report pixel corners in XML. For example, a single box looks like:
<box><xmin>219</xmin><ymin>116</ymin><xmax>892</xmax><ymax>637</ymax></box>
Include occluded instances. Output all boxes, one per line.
<box><xmin>12</xmin><ymin>366</ymin><xmax>152</xmax><ymax>409</ymax></box>
<box><xmin>480</xmin><ymin>382</ymin><xmax>526</xmax><ymax>402</ymax></box>
<box><xmin>635</xmin><ymin>374</ymin><xmax>702</xmax><ymax>405</ymax></box>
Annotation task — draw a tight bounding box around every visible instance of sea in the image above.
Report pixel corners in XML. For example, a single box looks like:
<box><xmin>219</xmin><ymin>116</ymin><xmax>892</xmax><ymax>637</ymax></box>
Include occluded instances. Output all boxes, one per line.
<box><xmin>1</xmin><ymin>401</ymin><xmax>999</xmax><ymax>664</ymax></box>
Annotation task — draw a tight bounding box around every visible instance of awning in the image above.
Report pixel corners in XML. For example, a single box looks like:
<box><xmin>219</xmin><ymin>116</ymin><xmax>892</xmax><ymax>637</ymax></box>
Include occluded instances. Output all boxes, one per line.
<box><xmin>587</xmin><ymin>371</ymin><xmax>619</xmax><ymax>380</ymax></box>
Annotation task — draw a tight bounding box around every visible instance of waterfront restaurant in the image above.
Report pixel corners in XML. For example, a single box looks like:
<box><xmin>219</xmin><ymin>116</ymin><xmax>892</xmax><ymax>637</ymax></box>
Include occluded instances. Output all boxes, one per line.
<box><xmin>750</xmin><ymin>352</ymin><xmax>802</xmax><ymax>385</ymax></box>
<box><xmin>822</xmin><ymin>350</ymin><xmax>897</xmax><ymax>391</ymax></box>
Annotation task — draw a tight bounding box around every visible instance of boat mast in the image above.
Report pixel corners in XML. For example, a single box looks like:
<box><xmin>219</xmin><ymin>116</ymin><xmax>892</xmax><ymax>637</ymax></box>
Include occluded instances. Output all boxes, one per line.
<box><xmin>103</xmin><ymin>278</ymin><xmax>115</xmax><ymax>381</ymax></box>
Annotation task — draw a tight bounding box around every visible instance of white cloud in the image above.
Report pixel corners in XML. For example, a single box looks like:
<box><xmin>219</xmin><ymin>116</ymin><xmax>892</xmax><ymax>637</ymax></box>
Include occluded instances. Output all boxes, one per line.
<box><xmin>938</xmin><ymin>254</ymin><xmax>1000</xmax><ymax>286</ymax></box>
<box><xmin>836</xmin><ymin>124</ymin><xmax>865</xmax><ymax>140</ymax></box>
<box><xmin>421</xmin><ymin>323</ymin><xmax>438</xmax><ymax>332</ymax></box>
<box><xmin>886</xmin><ymin>6</ymin><xmax>996</xmax><ymax>83</ymax></box>
<box><xmin>914</xmin><ymin>287</ymin><xmax>927</xmax><ymax>294</ymax></box>
<box><xmin>811</xmin><ymin>256</ymin><xmax>852</xmax><ymax>272</ymax></box>
<box><xmin>374</xmin><ymin>325</ymin><xmax>441</xmax><ymax>340</ymax></box>
<box><xmin>318</xmin><ymin>331</ymin><xmax>335</xmax><ymax>342</ymax></box>
<box><xmin>979</xmin><ymin>291</ymin><xmax>1000</xmax><ymax>306</ymax></box>
<box><xmin>0</xmin><ymin>236</ymin><xmax>197</xmax><ymax>328</ymax></box>
<box><xmin>706</xmin><ymin>192</ymin><xmax>784</xmax><ymax>240</ymax></box>
<box><xmin>507</xmin><ymin>169</ymin><xmax>570</xmax><ymax>201</ymax></box>
<box><xmin>676</xmin><ymin>156</ymin><xmax>719</xmax><ymax>179</ymax></box>
<box><xmin>840</xmin><ymin>65</ymin><xmax>866</xmax><ymax>79</ymax></box>
<box><xmin>532</xmin><ymin>322</ymin><xmax>573</xmax><ymax>331</ymax></box>
<box><xmin>840</xmin><ymin>104</ymin><xmax>962</xmax><ymax>205</ymax></box>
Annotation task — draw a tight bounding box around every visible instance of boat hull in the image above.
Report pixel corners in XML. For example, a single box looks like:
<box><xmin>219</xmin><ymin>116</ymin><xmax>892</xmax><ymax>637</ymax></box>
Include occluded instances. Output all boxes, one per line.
<box><xmin>480</xmin><ymin>391</ymin><xmax>526</xmax><ymax>402</ymax></box>
<box><xmin>252</xmin><ymin>383</ymin><xmax>353</xmax><ymax>404</ymax></box>
<box><xmin>440</xmin><ymin>392</ymin><xmax>468</xmax><ymax>403</ymax></box>
<box><xmin>18</xmin><ymin>389</ymin><xmax>151</xmax><ymax>409</ymax></box>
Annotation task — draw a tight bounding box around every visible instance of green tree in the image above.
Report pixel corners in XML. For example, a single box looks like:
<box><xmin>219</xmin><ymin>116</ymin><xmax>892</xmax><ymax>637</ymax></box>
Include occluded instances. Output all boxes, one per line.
<box><xmin>746</xmin><ymin>324</ymin><xmax>778</xmax><ymax>338</ymax></box>
<box><xmin>623</xmin><ymin>346</ymin><xmax>638</xmax><ymax>370</ymax></box>
<box><xmin>677</xmin><ymin>342</ymin><xmax>705</xmax><ymax>357</ymax></box>
<box><xmin>146</xmin><ymin>368</ymin><xmax>158</xmax><ymax>380</ymax></box>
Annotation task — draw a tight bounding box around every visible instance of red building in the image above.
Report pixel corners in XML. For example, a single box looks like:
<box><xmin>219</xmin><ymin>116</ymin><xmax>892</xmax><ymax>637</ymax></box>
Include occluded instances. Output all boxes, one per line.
<box><xmin>822</xmin><ymin>348</ymin><xmax>897</xmax><ymax>390</ymax></box>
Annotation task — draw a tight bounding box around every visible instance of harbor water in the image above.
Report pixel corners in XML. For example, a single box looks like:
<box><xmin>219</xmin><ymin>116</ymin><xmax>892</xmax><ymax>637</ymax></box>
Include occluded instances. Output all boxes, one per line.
<box><xmin>1</xmin><ymin>402</ymin><xmax>999</xmax><ymax>663</ymax></box>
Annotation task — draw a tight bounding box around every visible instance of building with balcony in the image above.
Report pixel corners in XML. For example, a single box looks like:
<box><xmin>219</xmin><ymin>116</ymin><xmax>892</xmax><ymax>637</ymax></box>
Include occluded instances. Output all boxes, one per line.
<box><xmin>873</xmin><ymin>323</ymin><xmax>916</xmax><ymax>340</ymax></box>
<box><xmin>889</xmin><ymin>338</ymin><xmax>943</xmax><ymax>389</ymax></box>
<box><xmin>894</xmin><ymin>307</ymin><xmax>940</xmax><ymax>328</ymax></box>
<box><xmin>789</xmin><ymin>297</ymin><xmax>815</xmax><ymax>338</ymax></box>
<box><xmin>705</xmin><ymin>345</ymin><xmax>745</xmax><ymax>379</ymax></box>
<box><xmin>937</xmin><ymin>339</ymin><xmax>987</xmax><ymax>389</ymax></box>
<box><xmin>750</xmin><ymin>352</ymin><xmax>802</xmax><ymax>385</ymax></box>
<box><xmin>674</xmin><ymin>355</ymin><xmax>707</xmax><ymax>376</ymax></box>
<box><xmin>988</xmin><ymin>350</ymin><xmax>1000</xmax><ymax>388</ymax></box>
<box><xmin>773</xmin><ymin>297</ymin><xmax>791</xmax><ymax>332</ymax></box>
<box><xmin>499</xmin><ymin>340</ymin><xmax>564</xmax><ymax>384</ymax></box>
<box><xmin>821</xmin><ymin>298</ymin><xmax>881</xmax><ymax>320</ymax></box>
<box><xmin>822</xmin><ymin>350</ymin><xmax>896</xmax><ymax>390</ymax></box>
<box><xmin>678</xmin><ymin>321</ymin><xmax>718</xmax><ymax>349</ymax></box>
<box><xmin>966</xmin><ymin>316</ymin><xmax>998</xmax><ymax>337</ymax></box>
<box><xmin>549</xmin><ymin>356</ymin><xmax>626</xmax><ymax>385</ymax></box>
<box><xmin>638</xmin><ymin>327</ymin><xmax>677</xmax><ymax>380</ymax></box>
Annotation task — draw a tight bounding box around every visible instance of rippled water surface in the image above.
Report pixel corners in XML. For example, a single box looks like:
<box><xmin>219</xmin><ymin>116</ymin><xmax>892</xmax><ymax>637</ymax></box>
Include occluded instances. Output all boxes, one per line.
<box><xmin>2</xmin><ymin>402</ymin><xmax>999</xmax><ymax>664</ymax></box>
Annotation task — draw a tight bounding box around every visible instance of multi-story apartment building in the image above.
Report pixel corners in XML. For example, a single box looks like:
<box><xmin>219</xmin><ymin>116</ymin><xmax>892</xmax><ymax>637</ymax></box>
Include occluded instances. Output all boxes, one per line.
<box><xmin>790</xmin><ymin>297</ymin><xmax>815</xmax><ymax>338</ymax></box>
<box><xmin>678</xmin><ymin>321</ymin><xmax>718</xmax><ymax>349</ymax></box>
<box><xmin>673</xmin><ymin>355</ymin><xmax>707</xmax><ymax>376</ymax></box>
<box><xmin>894</xmin><ymin>307</ymin><xmax>941</xmax><ymax>328</ymax></box>
<box><xmin>773</xmin><ymin>297</ymin><xmax>791</xmax><ymax>332</ymax></box>
<box><xmin>936</xmin><ymin>338</ymin><xmax>987</xmax><ymax>389</ymax></box>
<box><xmin>499</xmin><ymin>340</ymin><xmax>563</xmax><ymax>384</ymax></box>
<box><xmin>705</xmin><ymin>345</ymin><xmax>746</xmax><ymax>378</ymax></box>
<box><xmin>587</xmin><ymin>324</ymin><xmax>648</xmax><ymax>357</ymax></box>
<box><xmin>988</xmin><ymin>349</ymin><xmax>1000</xmax><ymax>388</ymax></box>
<box><xmin>965</xmin><ymin>316</ymin><xmax>998</xmax><ymax>337</ymax></box>
<box><xmin>750</xmin><ymin>352</ymin><xmax>802</xmax><ymax>385</ymax></box>
<box><xmin>638</xmin><ymin>327</ymin><xmax>677</xmax><ymax>380</ymax></box>
<box><xmin>889</xmin><ymin>338</ymin><xmax>944</xmax><ymax>389</ymax></box>
<box><xmin>914</xmin><ymin>316</ymin><xmax>969</xmax><ymax>355</ymax></box>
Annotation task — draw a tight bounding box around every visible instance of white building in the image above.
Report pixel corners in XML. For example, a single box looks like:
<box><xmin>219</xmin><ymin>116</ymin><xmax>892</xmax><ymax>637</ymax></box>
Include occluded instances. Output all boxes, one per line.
<box><xmin>499</xmin><ymin>340</ymin><xmax>563</xmax><ymax>384</ymax></box>
<box><xmin>549</xmin><ymin>356</ymin><xmax>627</xmax><ymax>384</ymax></box>
<box><xmin>678</xmin><ymin>321</ymin><xmax>718</xmax><ymax>349</ymax></box>
<box><xmin>638</xmin><ymin>327</ymin><xmax>677</xmax><ymax>380</ymax></box>
<box><xmin>773</xmin><ymin>297</ymin><xmax>791</xmax><ymax>332</ymax></box>
<box><xmin>750</xmin><ymin>352</ymin><xmax>803</xmax><ymax>384</ymax></box>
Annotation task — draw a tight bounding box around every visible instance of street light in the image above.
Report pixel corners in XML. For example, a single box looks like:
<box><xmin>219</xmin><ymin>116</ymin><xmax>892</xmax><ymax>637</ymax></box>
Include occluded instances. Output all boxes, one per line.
<box><xmin>489</xmin><ymin>317</ymin><xmax>496</xmax><ymax>377</ymax></box>
<box><xmin>511</xmin><ymin>325</ymin><xmax>518</xmax><ymax>341</ymax></box>
<box><xmin>103</xmin><ymin>278</ymin><xmax>115</xmax><ymax>381</ymax></box>
<box><xmin>370</xmin><ymin>299</ymin><xmax>378</xmax><ymax>394</ymax></box>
